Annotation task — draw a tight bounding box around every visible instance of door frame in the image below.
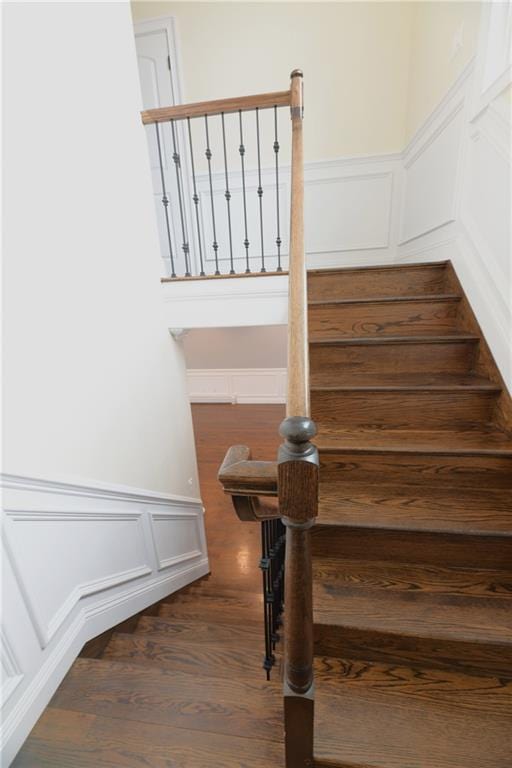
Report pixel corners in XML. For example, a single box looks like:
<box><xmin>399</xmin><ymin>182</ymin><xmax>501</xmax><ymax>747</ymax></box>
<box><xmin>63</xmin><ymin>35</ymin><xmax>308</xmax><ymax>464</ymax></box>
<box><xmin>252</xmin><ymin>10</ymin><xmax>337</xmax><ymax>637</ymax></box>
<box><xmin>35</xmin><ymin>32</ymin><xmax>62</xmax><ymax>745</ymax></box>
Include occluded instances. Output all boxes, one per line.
<box><xmin>134</xmin><ymin>14</ymin><xmax>199</xmax><ymax>275</ymax></box>
<box><xmin>133</xmin><ymin>14</ymin><xmax>185</xmax><ymax>107</ymax></box>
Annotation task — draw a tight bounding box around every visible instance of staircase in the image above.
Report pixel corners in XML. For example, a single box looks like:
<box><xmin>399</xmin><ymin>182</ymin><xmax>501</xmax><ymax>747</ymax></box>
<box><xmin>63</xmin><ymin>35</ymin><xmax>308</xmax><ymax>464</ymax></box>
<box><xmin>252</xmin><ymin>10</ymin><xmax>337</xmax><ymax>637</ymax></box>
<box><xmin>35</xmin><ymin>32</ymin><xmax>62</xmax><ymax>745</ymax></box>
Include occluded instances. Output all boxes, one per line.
<box><xmin>13</xmin><ymin>261</ymin><xmax>512</xmax><ymax>768</ymax></box>
<box><xmin>308</xmin><ymin>260</ymin><xmax>512</xmax><ymax>767</ymax></box>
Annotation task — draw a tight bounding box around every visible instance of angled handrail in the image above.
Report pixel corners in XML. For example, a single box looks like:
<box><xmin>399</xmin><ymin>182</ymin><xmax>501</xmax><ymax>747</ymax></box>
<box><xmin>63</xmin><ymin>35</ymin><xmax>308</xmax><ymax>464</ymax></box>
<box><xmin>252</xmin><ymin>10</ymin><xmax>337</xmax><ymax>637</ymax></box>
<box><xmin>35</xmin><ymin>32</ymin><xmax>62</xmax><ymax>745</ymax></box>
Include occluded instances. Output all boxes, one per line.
<box><xmin>142</xmin><ymin>89</ymin><xmax>292</xmax><ymax>124</ymax></box>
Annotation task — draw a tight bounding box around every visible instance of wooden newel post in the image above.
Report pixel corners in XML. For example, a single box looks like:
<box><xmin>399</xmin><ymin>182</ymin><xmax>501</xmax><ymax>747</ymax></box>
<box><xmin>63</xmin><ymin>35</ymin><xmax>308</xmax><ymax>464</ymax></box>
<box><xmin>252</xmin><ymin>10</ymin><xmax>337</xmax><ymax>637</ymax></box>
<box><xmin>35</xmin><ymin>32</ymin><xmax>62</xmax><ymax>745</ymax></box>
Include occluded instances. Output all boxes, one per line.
<box><xmin>279</xmin><ymin>416</ymin><xmax>318</xmax><ymax>768</ymax></box>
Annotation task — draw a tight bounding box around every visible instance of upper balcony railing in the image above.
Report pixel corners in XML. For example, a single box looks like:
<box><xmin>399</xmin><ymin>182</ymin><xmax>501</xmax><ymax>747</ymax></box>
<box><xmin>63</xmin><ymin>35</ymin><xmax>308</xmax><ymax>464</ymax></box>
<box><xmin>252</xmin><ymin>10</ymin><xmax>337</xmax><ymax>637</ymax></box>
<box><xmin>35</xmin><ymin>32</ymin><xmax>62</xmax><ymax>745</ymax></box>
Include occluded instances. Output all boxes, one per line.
<box><xmin>141</xmin><ymin>78</ymin><xmax>296</xmax><ymax>279</ymax></box>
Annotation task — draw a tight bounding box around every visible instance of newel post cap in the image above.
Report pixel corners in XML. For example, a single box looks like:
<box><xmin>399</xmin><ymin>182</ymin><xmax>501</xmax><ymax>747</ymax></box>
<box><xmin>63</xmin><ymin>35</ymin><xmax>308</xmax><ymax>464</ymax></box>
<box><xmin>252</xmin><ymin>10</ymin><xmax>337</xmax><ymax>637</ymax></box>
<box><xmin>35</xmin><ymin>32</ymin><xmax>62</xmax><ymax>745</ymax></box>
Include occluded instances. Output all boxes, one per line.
<box><xmin>279</xmin><ymin>416</ymin><xmax>316</xmax><ymax>444</ymax></box>
<box><xmin>290</xmin><ymin>69</ymin><xmax>303</xmax><ymax>79</ymax></box>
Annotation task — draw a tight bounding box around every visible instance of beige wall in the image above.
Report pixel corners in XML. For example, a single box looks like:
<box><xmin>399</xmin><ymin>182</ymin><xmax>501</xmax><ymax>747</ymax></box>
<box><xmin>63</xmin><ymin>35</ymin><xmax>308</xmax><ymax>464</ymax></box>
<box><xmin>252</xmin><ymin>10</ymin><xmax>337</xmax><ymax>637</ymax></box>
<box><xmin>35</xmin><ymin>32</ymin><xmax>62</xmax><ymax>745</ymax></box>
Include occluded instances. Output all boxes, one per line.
<box><xmin>132</xmin><ymin>1</ymin><xmax>413</xmax><ymax>159</ymax></box>
<box><xmin>3</xmin><ymin>1</ymin><xmax>200</xmax><ymax>497</ymax></box>
<box><xmin>183</xmin><ymin>326</ymin><xmax>287</xmax><ymax>369</ymax></box>
<box><xmin>405</xmin><ymin>2</ymin><xmax>482</xmax><ymax>140</ymax></box>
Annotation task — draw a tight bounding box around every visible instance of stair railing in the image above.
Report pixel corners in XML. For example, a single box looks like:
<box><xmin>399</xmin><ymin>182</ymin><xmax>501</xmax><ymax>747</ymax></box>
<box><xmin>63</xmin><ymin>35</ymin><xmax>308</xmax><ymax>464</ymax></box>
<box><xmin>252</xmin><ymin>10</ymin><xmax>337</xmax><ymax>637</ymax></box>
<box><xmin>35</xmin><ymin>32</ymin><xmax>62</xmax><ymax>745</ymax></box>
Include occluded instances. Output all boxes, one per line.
<box><xmin>278</xmin><ymin>69</ymin><xmax>318</xmax><ymax>768</ymax></box>
<box><xmin>141</xmin><ymin>79</ymin><xmax>293</xmax><ymax>277</ymax></box>
<box><xmin>216</xmin><ymin>70</ymin><xmax>317</xmax><ymax>768</ymax></box>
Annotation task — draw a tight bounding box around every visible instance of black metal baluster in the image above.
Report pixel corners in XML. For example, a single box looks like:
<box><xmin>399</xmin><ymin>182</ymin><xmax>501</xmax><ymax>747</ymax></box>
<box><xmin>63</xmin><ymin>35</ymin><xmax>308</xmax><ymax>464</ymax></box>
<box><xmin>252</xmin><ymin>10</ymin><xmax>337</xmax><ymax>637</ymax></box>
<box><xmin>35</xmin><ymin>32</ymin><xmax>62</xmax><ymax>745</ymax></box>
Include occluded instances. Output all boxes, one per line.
<box><xmin>238</xmin><ymin>111</ymin><xmax>251</xmax><ymax>273</ymax></box>
<box><xmin>260</xmin><ymin>521</ymin><xmax>273</xmax><ymax>679</ymax></box>
<box><xmin>170</xmin><ymin>120</ymin><xmax>191</xmax><ymax>276</ymax></box>
<box><xmin>221</xmin><ymin>113</ymin><xmax>235</xmax><ymax>274</ymax></box>
<box><xmin>255</xmin><ymin>107</ymin><xmax>266</xmax><ymax>272</ymax></box>
<box><xmin>273</xmin><ymin>106</ymin><xmax>283</xmax><ymax>272</ymax></box>
<box><xmin>187</xmin><ymin>117</ymin><xmax>205</xmax><ymax>276</ymax></box>
<box><xmin>204</xmin><ymin>115</ymin><xmax>220</xmax><ymax>275</ymax></box>
<box><xmin>154</xmin><ymin>123</ymin><xmax>176</xmax><ymax>278</ymax></box>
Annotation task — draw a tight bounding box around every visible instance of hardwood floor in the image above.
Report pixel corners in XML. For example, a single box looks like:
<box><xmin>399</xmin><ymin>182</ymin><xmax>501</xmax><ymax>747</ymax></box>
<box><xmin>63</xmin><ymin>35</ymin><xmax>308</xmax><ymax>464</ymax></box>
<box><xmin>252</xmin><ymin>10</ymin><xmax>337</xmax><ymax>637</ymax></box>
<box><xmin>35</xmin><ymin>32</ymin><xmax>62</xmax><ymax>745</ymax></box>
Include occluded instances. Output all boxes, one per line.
<box><xmin>13</xmin><ymin>404</ymin><xmax>286</xmax><ymax>768</ymax></box>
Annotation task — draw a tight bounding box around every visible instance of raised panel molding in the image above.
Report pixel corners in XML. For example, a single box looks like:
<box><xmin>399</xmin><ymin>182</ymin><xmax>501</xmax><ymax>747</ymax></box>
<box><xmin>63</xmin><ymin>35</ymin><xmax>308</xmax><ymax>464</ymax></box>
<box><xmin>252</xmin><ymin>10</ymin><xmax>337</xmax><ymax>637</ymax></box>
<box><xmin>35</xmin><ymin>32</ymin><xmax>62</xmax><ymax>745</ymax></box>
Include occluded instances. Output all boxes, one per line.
<box><xmin>399</xmin><ymin>103</ymin><xmax>465</xmax><ymax>245</ymax></box>
<box><xmin>0</xmin><ymin>630</ymin><xmax>24</xmax><ymax>708</ymax></box>
<box><xmin>1</xmin><ymin>473</ymin><xmax>209</xmax><ymax>766</ymax></box>
<box><xmin>150</xmin><ymin>511</ymin><xmax>203</xmax><ymax>570</ymax></box>
<box><xmin>187</xmin><ymin>367</ymin><xmax>287</xmax><ymax>404</ymax></box>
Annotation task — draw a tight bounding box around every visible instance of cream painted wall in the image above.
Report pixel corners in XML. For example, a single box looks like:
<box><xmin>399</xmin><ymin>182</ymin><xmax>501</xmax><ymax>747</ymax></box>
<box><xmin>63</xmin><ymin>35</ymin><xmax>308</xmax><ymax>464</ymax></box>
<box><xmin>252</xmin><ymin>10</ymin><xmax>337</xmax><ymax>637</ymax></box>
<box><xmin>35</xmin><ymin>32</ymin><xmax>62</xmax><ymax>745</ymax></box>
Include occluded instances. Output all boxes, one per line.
<box><xmin>183</xmin><ymin>326</ymin><xmax>287</xmax><ymax>368</ymax></box>
<box><xmin>131</xmin><ymin>1</ymin><xmax>413</xmax><ymax>160</ymax></box>
<box><xmin>3</xmin><ymin>1</ymin><xmax>199</xmax><ymax>498</ymax></box>
<box><xmin>405</xmin><ymin>1</ymin><xmax>482</xmax><ymax>140</ymax></box>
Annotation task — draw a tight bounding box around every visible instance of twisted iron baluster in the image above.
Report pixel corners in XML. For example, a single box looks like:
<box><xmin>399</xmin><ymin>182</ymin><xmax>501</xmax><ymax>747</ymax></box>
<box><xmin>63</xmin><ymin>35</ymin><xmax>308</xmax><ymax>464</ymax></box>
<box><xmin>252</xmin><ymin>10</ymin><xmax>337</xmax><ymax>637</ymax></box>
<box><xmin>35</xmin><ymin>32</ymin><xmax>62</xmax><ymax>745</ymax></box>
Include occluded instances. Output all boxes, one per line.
<box><xmin>187</xmin><ymin>117</ymin><xmax>205</xmax><ymax>276</ymax></box>
<box><xmin>221</xmin><ymin>113</ymin><xmax>235</xmax><ymax>274</ymax></box>
<box><xmin>255</xmin><ymin>107</ymin><xmax>266</xmax><ymax>272</ymax></box>
<box><xmin>170</xmin><ymin>120</ymin><xmax>191</xmax><ymax>276</ymax></box>
<box><xmin>274</xmin><ymin>106</ymin><xmax>282</xmax><ymax>272</ymax></box>
<box><xmin>238</xmin><ymin>111</ymin><xmax>251</xmax><ymax>273</ymax></box>
<box><xmin>204</xmin><ymin>115</ymin><xmax>220</xmax><ymax>275</ymax></box>
<box><xmin>154</xmin><ymin>123</ymin><xmax>176</xmax><ymax>278</ymax></box>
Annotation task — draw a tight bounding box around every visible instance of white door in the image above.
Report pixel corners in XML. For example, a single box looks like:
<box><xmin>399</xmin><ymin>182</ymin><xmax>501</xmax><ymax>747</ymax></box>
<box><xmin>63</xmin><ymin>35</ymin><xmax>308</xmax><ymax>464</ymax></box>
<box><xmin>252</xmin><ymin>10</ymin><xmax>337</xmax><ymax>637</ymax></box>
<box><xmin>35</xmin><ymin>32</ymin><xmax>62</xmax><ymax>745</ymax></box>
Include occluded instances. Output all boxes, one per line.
<box><xmin>134</xmin><ymin>21</ymin><xmax>193</xmax><ymax>276</ymax></box>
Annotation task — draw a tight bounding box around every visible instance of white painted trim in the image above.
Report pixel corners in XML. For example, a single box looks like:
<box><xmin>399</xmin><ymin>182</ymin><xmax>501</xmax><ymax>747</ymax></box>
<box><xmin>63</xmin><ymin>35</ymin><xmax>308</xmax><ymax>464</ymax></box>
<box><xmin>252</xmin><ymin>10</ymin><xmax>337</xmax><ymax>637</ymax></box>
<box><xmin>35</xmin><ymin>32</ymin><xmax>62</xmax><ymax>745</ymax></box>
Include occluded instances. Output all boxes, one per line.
<box><xmin>187</xmin><ymin>367</ymin><xmax>287</xmax><ymax>404</ymax></box>
<box><xmin>1</xmin><ymin>474</ymin><xmax>209</xmax><ymax>766</ymax></box>
<box><xmin>0</xmin><ymin>472</ymin><xmax>202</xmax><ymax>507</ymax></box>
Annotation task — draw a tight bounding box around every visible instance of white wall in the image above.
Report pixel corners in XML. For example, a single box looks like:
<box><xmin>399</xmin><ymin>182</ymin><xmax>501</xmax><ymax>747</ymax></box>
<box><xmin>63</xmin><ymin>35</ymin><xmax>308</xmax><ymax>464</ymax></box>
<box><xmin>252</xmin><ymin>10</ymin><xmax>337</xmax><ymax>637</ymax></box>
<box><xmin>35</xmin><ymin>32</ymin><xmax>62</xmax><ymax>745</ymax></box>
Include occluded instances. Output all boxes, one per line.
<box><xmin>2</xmin><ymin>3</ymin><xmax>208</xmax><ymax>763</ymax></box>
<box><xmin>397</xmin><ymin>2</ymin><xmax>511</xmax><ymax>391</ymax></box>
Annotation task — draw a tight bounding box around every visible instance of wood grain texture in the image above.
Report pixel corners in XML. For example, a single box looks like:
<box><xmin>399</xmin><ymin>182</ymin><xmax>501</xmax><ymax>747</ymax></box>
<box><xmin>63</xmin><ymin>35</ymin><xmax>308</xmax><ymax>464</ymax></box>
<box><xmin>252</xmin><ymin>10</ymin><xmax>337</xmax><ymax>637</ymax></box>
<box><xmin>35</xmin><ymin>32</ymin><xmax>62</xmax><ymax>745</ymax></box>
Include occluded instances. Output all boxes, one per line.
<box><xmin>308</xmin><ymin>296</ymin><xmax>461</xmax><ymax>340</ymax></box>
<box><xmin>141</xmin><ymin>90</ymin><xmax>291</xmax><ymax>123</ymax></box>
<box><xmin>310</xmin><ymin>335</ymin><xmax>479</xmax><ymax>376</ymax></box>
<box><xmin>13</xmin><ymin>707</ymin><xmax>284</xmax><ymax>768</ymax></box>
<box><xmin>286</xmin><ymin>72</ymin><xmax>309</xmax><ymax>418</ymax></box>
<box><xmin>307</xmin><ymin>260</ymin><xmax>512</xmax><ymax>767</ymax></box>
<box><xmin>307</xmin><ymin>262</ymin><xmax>449</xmax><ymax>302</ymax></box>
<box><xmin>314</xmin><ymin>659</ymin><xmax>512</xmax><ymax>768</ymax></box>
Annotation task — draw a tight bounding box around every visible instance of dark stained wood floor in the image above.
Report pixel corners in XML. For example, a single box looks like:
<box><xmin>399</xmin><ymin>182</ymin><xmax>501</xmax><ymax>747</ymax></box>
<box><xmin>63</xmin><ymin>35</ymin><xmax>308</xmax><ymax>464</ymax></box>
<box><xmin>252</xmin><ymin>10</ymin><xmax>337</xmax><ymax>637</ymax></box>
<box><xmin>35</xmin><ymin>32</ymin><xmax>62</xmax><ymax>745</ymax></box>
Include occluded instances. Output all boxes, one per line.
<box><xmin>13</xmin><ymin>404</ymin><xmax>286</xmax><ymax>768</ymax></box>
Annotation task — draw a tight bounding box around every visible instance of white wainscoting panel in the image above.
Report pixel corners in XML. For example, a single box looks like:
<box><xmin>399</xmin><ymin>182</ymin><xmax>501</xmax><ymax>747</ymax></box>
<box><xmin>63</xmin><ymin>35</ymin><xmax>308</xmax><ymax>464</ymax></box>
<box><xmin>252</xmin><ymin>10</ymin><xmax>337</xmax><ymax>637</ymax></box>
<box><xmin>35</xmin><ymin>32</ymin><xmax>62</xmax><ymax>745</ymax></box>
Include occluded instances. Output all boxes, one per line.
<box><xmin>1</xmin><ymin>474</ymin><xmax>209</xmax><ymax>766</ymax></box>
<box><xmin>396</xmin><ymin>57</ymin><xmax>511</xmax><ymax>392</ymax></box>
<box><xmin>187</xmin><ymin>368</ymin><xmax>287</xmax><ymax>404</ymax></box>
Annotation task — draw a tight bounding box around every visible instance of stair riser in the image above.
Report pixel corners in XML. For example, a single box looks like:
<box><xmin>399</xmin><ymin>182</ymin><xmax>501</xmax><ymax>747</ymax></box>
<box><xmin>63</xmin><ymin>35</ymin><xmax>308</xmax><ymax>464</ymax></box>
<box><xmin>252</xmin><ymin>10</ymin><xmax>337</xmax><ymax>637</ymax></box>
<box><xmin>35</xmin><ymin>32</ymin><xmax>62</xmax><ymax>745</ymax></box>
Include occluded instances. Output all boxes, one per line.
<box><xmin>307</xmin><ymin>264</ymin><xmax>448</xmax><ymax>302</ymax></box>
<box><xmin>312</xmin><ymin>391</ymin><xmax>497</xmax><ymax>430</ymax></box>
<box><xmin>318</xmin><ymin>452</ymin><xmax>512</xmax><ymax>488</ymax></box>
<box><xmin>308</xmin><ymin>299</ymin><xmax>460</xmax><ymax>340</ymax></box>
<box><xmin>314</xmin><ymin>624</ymin><xmax>512</xmax><ymax>678</ymax></box>
<box><xmin>309</xmin><ymin>340</ymin><xmax>477</xmax><ymax>376</ymax></box>
<box><xmin>311</xmin><ymin>526</ymin><xmax>512</xmax><ymax>570</ymax></box>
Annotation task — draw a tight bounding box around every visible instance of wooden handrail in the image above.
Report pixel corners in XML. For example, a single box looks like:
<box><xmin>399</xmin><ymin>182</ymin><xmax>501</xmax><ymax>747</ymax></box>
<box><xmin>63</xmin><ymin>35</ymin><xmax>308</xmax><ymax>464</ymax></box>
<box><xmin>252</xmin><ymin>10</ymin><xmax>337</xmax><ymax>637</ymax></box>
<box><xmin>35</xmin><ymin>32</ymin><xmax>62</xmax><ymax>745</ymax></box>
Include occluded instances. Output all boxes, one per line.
<box><xmin>218</xmin><ymin>445</ymin><xmax>279</xmax><ymax>521</ymax></box>
<box><xmin>141</xmin><ymin>89</ymin><xmax>291</xmax><ymax>125</ymax></box>
<box><xmin>278</xmin><ymin>70</ymin><xmax>318</xmax><ymax>768</ymax></box>
<box><xmin>286</xmin><ymin>70</ymin><xmax>309</xmax><ymax>418</ymax></box>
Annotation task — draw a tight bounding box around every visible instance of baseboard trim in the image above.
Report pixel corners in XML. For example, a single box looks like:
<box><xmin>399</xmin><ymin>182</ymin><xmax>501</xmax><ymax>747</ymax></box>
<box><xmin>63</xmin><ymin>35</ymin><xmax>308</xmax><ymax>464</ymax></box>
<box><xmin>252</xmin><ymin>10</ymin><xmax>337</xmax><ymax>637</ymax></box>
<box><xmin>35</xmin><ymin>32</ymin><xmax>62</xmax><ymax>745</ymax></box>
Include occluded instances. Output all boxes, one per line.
<box><xmin>187</xmin><ymin>368</ymin><xmax>287</xmax><ymax>405</ymax></box>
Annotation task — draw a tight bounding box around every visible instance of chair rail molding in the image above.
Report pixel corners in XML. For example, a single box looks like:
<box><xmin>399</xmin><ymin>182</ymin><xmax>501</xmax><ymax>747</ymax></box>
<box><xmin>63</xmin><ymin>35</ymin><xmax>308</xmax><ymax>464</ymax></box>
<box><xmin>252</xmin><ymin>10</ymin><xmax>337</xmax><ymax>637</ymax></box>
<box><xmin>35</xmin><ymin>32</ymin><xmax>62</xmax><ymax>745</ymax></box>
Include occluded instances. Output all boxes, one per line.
<box><xmin>0</xmin><ymin>472</ymin><xmax>209</xmax><ymax>766</ymax></box>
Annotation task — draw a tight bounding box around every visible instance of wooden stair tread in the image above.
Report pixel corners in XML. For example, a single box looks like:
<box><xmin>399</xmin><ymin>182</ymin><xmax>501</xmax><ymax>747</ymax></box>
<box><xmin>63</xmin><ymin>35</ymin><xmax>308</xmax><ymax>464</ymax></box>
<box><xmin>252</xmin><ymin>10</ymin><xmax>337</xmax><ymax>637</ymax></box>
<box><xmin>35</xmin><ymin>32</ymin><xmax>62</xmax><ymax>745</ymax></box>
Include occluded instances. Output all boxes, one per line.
<box><xmin>309</xmin><ymin>332</ymin><xmax>480</xmax><ymax>346</ymax></box>
<box><xmin>313</xmin><ymin>657</ymin><xmax>512</xmax><ymax>768</ymax></box>
<box><xmin>103</xmin><ymin>633</ymin><xmax>274</xmax><ymax>680</ymax></box>
<box><xmin>315</xmin><ymin>425</ymin><xmax>512</xmax><ymax>456</ymax></box>
<box><xmin>309</xmin><ymin>292</ymin><xmax>461</xmax><ymax>307</ymax></box>
<box><xmin>50</xmin><ymin>657</ymin><xmax>282</xmax><ymax>743</ymax></box>
<box><xmin>12</xmin><ymin>707</ymin><xmax>284</xmax><ymax>768</ymax></box>
<box><xmin>307</xmin><ymin>260</ymin><xmax>449</xmax><ymax>276</ymax></box>
<box><xmin>310</xmin><ymin>372</ymin><xmax>500</xmax><ymax>391</ymax></box>
<box><xmin>136</xmin><ymin>615</ymin><xmax>262</xmax><ymax>643</ymax></box>
<box><xmin>312</xmin><ymin>557</ymin><xmax>512</xmax><ymax>647</ymax></box>
<box><xmin>316</xmin><ymin>484</ymin><xmax>512</xmax><ymax>535</ymax></box>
